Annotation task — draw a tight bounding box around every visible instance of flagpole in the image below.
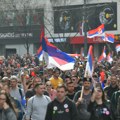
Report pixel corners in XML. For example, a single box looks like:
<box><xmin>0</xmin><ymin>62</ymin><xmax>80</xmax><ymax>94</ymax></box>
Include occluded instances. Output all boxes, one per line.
<box><xmin>83</xmin><ymin>0</ymin><xmax>88</xmax><ymax>57</ymax></box>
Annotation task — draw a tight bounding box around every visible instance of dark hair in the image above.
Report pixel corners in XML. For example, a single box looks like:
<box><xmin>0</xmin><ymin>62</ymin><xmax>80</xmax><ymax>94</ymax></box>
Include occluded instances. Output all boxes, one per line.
<box><xmin>0</xmin><ymin>92</ymin><xmax>16</xmax><ymax>115</ymax></box>
<box><xmin>66</xmin><ymin>81</ymin><xmax>74</xmax><ymax>85</ymax></box>
<box><xmin>92</xmin><ymin>85</ymin><xmax>106</xmax><ymax>102</ymax></box>
<box><xmin>57</xmin><ymin>84</ymin><xmax>67</xmax><ymax>91</ymax></box>
<box><xmin>34</xmin><ymin>82</ymin><xmax>44</xmax><ymax>89</ymax></box>
<box><xmin>53</xmin><ymin>68</ymin><xmax>60</xmax><ymax>73</ymax></box>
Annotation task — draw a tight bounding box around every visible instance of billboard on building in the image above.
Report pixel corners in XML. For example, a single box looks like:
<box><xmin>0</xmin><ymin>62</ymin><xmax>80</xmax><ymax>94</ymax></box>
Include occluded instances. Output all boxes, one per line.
<box><xmin>54</xmin><ymin>2</ymin><xmax>117</xmax><ymax>34</ymax></box>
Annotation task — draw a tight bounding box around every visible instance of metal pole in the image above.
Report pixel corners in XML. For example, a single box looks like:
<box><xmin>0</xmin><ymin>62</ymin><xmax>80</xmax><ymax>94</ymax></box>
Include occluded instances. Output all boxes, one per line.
<box><xmin>83</xmin><ymin>0</ymin><xmax>88</xmax><ymax>56</ymax></box>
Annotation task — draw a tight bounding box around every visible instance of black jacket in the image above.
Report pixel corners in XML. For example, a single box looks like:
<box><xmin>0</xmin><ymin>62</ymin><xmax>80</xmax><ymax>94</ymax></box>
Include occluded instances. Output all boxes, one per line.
<box><xmin>88</xmin><ymin>100</ymin><xmax>114</xmax><ymax>120</ymax></box>
<box><xmin>45</xmin><ymin>97</ymin><xmax>78</xmax><ymax>120</ymax></box>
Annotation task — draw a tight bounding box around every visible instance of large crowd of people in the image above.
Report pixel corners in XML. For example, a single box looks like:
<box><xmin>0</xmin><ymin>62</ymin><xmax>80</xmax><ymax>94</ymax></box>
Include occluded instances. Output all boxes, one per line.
<box><xmin>0</xmin><ymin>53</ymin><xmax>120</xmax><ymax>120</ymax></box>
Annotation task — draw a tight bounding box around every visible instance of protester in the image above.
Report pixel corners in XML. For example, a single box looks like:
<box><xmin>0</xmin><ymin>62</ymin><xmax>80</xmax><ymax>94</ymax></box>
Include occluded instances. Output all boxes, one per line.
<box><xmin>2</xmin><ymin>84</ymin><xmax>23</xmax><ymax>120</ymax></box>
<box><xmin>10</xmin><ymin>75</ymin><xmax>26</xmax><ymax>109</ymax></box>
<box><xmin>66</xmin><ymin>81</ymin><xmax>75</xmax><ymax>100</ymax></box>
<box><xmin>0</xmin><ymin>91</ymin><xmax>17</xmax><ymax>120</ymax></box>
<box><xmin>49</xmin><ymin>69</ymin><xmax>63</xmax><ymax>89</ymax></box>
<box><xmin>104</xmin><ymin>75</ymin><xmax>119</xmax><ymax>100</ymax></box>
<box><xmin>74</xmin><ymin>77</ymin><xmax>92</xmax><ymax>120</ymax></box>
<box><xmin>45</xmin><ymin>85</ymin><xmax>78</xmax><ymax>120</ymax></box>
<box><xmin>0</xmin><ymin>52</ymin><xmax>120</xmax><ymax>120</ymax></box>
<box><xmin>71</xmin><ymin>75</ymin><xmax>81</xmax><ymax>92</ymax></box>
<box><xmin>25</xmin><ymin>77</ymin><xmax>42</xmax><ymax>102</ymax></box>
<box><xmin>45</xmin><ymin>81</ymin><xmax>57</xmax><ymax>100</ymax></box>
<box><xmin>111</xmin><ymin>89</ymin><xmax>120</xmax><ymax>120</ymax></box>
<box><xmin>25</xmin><ymin>83</ymin><xmax>51</xmax><ymax>120</ymax></box>
<box><xmin>88</xmin><ymin>85</ymin><xmax>114</xmax><ymax>120</ymax></box>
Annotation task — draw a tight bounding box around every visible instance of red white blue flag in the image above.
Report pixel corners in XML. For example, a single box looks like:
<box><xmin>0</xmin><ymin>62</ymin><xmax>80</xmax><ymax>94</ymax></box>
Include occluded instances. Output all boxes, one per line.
<box><xmin>101</xmin><ymin>33</ymin><xmax>114</xmax><ymax>43</ymax></box>
<box><xmin>98</xmin><ymin>46</ymin><xmax>106</xmax><ymax>62</ymax></box>
<box><xmin>116</xmin><ymin>44</ymin><xmax>120</xmax><ymax>53</ymax></box>
<box><xmin>84</xmin><ymin>45</ymin><xmax>94</xmax><ymax>77</ymax></box>
<box><xmin>37</xmin><ymin>37</ymin><xmax>75</xmax><ymax>71</ymax></box>
<box><xmin>87</xmin><ymin>24</ymin><xmax>105</xmax><ymax>38</ymax></box>
<box><xmin>107</xmin><ymin>52</ymin><xmax>113</xmax><ymax>64</ymax></box>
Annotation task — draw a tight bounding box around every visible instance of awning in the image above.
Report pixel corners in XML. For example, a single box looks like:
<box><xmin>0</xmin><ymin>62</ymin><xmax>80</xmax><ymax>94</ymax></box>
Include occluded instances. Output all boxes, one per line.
<box><xmin>70</xmin><ymin>36</ymin><xmax>119</xmax><ymax>44</ymax></box>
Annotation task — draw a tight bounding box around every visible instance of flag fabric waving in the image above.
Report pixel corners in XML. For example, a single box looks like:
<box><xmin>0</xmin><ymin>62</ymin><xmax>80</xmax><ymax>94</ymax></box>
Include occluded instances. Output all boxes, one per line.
<box><xmin>107</xmin><ymin>52</ymin><xmax>113</xmax><ymax>64</ymax></box>
<box><xmin>98</xmin><ymin>46</ymin><xmax>106</xmax><ymax>62</ymax></box>
<box><xmin>116</xmin><ymin>44</ymin><xmax>120</xmax><ymax>53</ymax></box>
<box><xmin>37</xmin><ymin>46</ymin><xmax>43</xmax><ymax>61</ymax></box>
<box><xmin>87</xmin><ymin>24</ymin><xmax>104</xmax><ymax>38</ymax></box>
<box><xmin>84</xmin><ymin>45</ymin><xmax>94</xmax><ymax>77</ymax></box>
<box><xmin>38</xmin><ymin>37</ymin><xmax>75</xmax><ymax>71</ymax></box>
<box><xmin>101</xmin><ymin>33</ymin><xmax>114</xmax><ymax>43</ymax></box>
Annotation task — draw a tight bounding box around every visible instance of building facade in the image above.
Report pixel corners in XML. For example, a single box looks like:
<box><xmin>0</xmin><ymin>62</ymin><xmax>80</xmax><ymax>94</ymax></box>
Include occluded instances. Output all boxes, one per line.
<box><xmin>0</xmin><ymin>0</ymin><xmax>120</xmax><ymax>57</ymax></box>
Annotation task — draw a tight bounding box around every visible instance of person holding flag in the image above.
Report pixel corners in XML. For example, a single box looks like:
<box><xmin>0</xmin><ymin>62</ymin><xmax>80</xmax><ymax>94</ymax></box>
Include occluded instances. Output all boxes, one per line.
<box><xmin>73</xmin><ymin>77</ymin><xmax>92</xmax><ymax>120</ymax></box>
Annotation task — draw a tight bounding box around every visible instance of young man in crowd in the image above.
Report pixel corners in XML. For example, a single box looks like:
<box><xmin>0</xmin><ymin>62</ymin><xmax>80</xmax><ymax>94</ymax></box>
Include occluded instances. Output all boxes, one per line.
<box><xmin>45</xmin><ymin>85</ymin><xmax>78</xmax><ymax>120</ymax></box>
<box><xmin>74</xmin><ymin>77</ymin><xmax>92</xmax><ymax>120</ymax></box>
<box><xmin>49</xmin><ymin>69</ymin><xmax>63</xmax><ymax>89</ymax></box>
<box><xmin>26</xmin><ymin>83</ymin><xmax>51</xmax><ymax>120</ymax></box>
<box><xmin>66</xmin><ymin>81</ymin><xmax>75</xmax><ymax>100</ymax></box>
<box><xmin>104</xmin><ymin>75</ymin><xmax>119</xmax><ymax>100</ymax></box>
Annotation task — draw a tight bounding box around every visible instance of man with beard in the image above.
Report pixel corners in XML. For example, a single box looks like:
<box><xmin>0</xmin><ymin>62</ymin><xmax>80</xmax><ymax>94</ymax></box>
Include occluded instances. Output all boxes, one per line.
<box><xmin>73</xmin><ymin>77</ymin><xmax>92</xmax><ymax>120</ymax></box>
<box><xmin>104</xmin><ymin>75</ymin><xmax>119</xmax><ymax>100</ymax></box>
<box><xmin>66</xmin><ymin>81</ymin><xmax>75</xmax><ymax>100</ymax></box>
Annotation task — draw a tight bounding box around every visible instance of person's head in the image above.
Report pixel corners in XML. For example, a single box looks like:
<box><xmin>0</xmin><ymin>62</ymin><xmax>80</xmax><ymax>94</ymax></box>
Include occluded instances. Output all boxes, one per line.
<box><xmin>83</xmin><ymin>78</ymin><xmax>92</xmax><ymax>90</ymax></box>
<box><xmin>65</xmin><ymin>75</ymin><xmax>72</xmax><ymax>84</ymax></box>
<box><xmin>111</xmin><ymin>75</ymin><xmax>117</xmax><ymax>86</ymax></box>
<box><xmin>10</xmin><ymin>76</ymin><xmax>18</xmax><ymax>88</ymax></box>
<box><xmin>92</xmin><ymin>74</ymin><xmax>99</xmax><ymax>82</ymax></box>
<box><xmin>46</xmin><ymin>81</ymin><xmax>52</xmax><ymax>90</ymax></box>
<box><xmin>71</xmin><ymin>70</ymin><xmax>77</xmax><ymax>76</ymax></box>
<box><xmin>0</xmin><ymin>91</ymin><xmax>14</xmax><ymax>111</ymax></box>
<box><xmin>56</xmin><ymin>85</ymin><xmax>67</xmax><ymax>101</ymax></box>
<box><xmin>93</xmin><ymin>85</ymin><xmax>105</xmax><ymax>101</ymax></box>
<box><xmin>1</xmin><ymin>77</ymin><xmax>10</xmax><ymax>86</ymax></box>
<box><xmin>2</xmin><ymin>84</ymin><xmax>10</xmax><ymax>94</ymax></box>
<box><xmin>34</xmin><ymin>83</ymin><xmax>45</xmax><ymax>95</ymax></box>
<box><xmin>6</xmin><ymin>69</ymin><xmax>11</xmax><ymax>77</ymax></box>
<box><xmin>106</xmin><ymin>76</ymin><xmax>111</xmax><ymax>86</ymax></box>
<box><xmin>33</xmin><ymin>77</ymin><xmax>42</xmax><ymax>87</ymax></box>
<box><xmin>71</xmin><ymin>75</ymin><xmax>79</xmax><ymax>85</ymax></box>
<box><xmin>66</xmin><ymin>81</ymin><xmax>75</xmax><ymax>93</ymax></box>
<box><xmin>53</xmin><ymin>69</ymin><xmax>60</xmax><ymax>78</ymax></box>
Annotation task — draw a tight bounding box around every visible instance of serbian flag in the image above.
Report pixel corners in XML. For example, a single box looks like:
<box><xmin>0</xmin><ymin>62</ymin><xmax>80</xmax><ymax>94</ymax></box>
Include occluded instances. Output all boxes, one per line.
<box><xmin>84</xmin><ymin>45</ymin><xmax>94</xmax><ymax>77</ymax></box>
<box><xmin>37</xmin><ymin>46</ymin><xmax>43</xmax><ymax>61</ymax></box>
<box><xmin>40</xmin><ymin>25</ymin><xmax>44</xmax><ymax>42</ymax></box>
<box><xmin>116</xmin><ymin>44</ymin><xmax>120</xmax><ymax>53</ymax></box>
<box><xmin>87</xmin><ymin>24</ymin><xmax>104</xmax><ymax>38</ymax></box>
<box><xmin>98</xmin><ymin>46</ymin><xmax>106</xmax><ymax>62</ymax></box>
<box><xmin>37</xmin><ymin>37</ymin><xmax>75</xmax><ymax>71</ymax></box>
<box><xmin>101</xmin><ymin>33</ymin><xmax>114</xmax><ymax>43</ymax></box>
<box><xmin>80</xmin><ymin>47</ymin><xmax>84</xmax><ymax>57</ymax></box>
<box><xmin>107</xmin><ymin>52</ymin><xmax>113</xmax><ymax>64</ymax></box>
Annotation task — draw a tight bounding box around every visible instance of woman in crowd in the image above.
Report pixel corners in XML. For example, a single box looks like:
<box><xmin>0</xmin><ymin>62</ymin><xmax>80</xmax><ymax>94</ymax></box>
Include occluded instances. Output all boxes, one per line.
<box><xmin>0</xmin><ymin>91</ymin><xmax>17</xmax><ymax>120</ymax></box>
<box><xmin>45</xmin><ymin>81</ymin><xmax>57</xmax><ymax>100</ymax></box>
<box><xmin>88</xmin><ymin>85</ymin><xmax>114</xmax><ymax>120</ymax></box>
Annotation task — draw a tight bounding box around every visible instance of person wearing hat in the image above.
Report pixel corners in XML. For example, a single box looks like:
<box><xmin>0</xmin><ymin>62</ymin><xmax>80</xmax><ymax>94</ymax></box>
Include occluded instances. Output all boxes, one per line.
<box><xmin>73</xmin><ymin>77</ymin><xmax>92</xmax><ymax>120</ymax></box>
